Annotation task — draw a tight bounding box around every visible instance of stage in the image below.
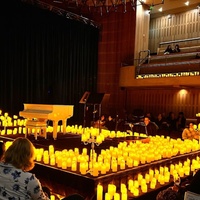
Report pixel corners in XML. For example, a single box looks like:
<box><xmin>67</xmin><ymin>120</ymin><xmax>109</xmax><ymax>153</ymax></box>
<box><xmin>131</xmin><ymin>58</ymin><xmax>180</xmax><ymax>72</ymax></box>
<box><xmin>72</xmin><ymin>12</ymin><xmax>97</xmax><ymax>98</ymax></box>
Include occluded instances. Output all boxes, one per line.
<box><xmin>0</xmin><ymin>131</ymin><xmax>198</xmax><ymax>200</ymax></box>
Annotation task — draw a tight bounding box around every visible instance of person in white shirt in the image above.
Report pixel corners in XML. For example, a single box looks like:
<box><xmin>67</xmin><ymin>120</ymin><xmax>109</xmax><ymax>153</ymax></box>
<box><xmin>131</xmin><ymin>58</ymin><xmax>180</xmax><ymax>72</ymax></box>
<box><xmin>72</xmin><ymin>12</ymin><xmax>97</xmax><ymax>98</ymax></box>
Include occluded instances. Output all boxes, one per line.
<box><xmin>0</xmin><ymin>137</ymin><xmax>50</xmax><ymax>200</ymax></box>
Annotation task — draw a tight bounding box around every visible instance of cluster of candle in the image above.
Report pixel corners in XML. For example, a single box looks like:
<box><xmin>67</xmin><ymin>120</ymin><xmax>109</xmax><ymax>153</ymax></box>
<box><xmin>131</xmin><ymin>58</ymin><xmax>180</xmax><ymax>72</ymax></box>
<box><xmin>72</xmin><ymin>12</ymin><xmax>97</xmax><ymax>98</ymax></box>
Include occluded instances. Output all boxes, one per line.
<box><xmin>0</xmin><ymin>111</ymin><xmax>26</xmax><ymax>135</ymax></box>
<box><xmin>0</xmin><ymin>110</ymin><xmax>66</xmax><ymax>135</ymax></box>
<box><xmin>31</xmin><ymin>136</ymin><xmax>200</xmax><ymax>178</ymax></box>
<box><xmin>196</xmin><ymin>113</ymin><xmax>200</xmax><ymax>117</ymax></box>
<box><xmin>3</xmin><ymin>137</ymin><xmax>200</xmax><ymax>200</ymax></box>
<box><xmin>0</xmin><ymin>109</ymin><xmax>141</xmax><ymax>141</ymax></box>
<box><xmin>96</xmin><ymin>155</ymin><xmax>200</xmax><ymax>200</ymax></box>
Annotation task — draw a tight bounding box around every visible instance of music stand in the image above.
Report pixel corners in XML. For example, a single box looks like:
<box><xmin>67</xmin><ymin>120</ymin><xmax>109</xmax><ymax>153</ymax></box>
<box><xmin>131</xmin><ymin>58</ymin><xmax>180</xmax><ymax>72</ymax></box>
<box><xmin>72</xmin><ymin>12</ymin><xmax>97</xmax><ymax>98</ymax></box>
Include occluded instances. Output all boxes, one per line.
<box><xmin>79</xmin><ymin>92</ymin><xmax>105</xmax><ymax>129</ymax></box>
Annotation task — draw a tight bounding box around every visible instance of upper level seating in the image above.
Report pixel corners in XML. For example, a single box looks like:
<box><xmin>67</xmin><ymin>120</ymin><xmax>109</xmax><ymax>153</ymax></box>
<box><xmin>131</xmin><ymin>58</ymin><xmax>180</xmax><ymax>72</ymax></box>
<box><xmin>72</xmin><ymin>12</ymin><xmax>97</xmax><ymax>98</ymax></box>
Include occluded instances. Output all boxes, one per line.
<box><xmin>137</xmin><ymin>44</ymin><xmax>200</xmax><ymax>76</ymax></box>
<box><xmin>157</xmin><ymin>45</ymin><xmax>200</xmax><ymax>55</ymax></box>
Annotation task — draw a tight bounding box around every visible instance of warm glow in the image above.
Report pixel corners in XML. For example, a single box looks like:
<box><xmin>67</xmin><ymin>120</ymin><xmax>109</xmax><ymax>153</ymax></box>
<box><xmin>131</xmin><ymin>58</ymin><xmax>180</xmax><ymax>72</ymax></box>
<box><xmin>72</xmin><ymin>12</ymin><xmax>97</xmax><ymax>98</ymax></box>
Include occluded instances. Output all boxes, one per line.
<box><xmin>158</xmin><ymin>7</ymin><xmax>162</xmax><ymax>12</ymax></box>
<box><xmin>179</xmin><ymin>89</ymin><xmax>188</xmax><ymax>96</ymax></box>
<box><xmin>185</xmin><ymin>1</ymin><xmax>189</xmax><ymax>6</ymax></box>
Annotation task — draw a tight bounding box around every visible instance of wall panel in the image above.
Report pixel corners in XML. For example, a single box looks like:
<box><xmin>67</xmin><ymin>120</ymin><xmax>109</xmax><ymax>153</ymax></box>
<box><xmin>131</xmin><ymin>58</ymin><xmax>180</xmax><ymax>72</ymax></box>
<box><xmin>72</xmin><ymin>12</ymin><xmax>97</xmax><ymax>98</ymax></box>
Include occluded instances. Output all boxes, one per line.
<box><xmin>125</xmin><ymin>88</ymin><xmax>200</xmax><ymax>119</ymax></box>
<box><xmin>149</xmin><ymin>9</ymin><xmax>200</xmax><ymax>53</ymax></box>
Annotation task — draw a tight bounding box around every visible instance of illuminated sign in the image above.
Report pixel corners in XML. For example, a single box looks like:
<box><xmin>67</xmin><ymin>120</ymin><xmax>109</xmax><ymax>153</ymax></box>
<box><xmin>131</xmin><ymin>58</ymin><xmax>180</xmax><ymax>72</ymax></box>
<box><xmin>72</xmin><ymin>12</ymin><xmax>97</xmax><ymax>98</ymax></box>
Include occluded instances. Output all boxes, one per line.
<box><xmin>136</xmin><ymin>71</ymin><xmax>200</xmax><ymax>79</ymax></box>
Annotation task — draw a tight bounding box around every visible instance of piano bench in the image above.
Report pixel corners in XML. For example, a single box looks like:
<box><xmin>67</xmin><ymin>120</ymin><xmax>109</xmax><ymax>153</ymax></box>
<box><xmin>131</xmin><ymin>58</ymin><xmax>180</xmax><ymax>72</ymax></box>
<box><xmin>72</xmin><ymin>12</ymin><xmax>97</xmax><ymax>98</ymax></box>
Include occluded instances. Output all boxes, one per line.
<box><xmin>26</xmin><ymin>120</ymin><xmax>47</xmax><ymax>140</ymax></box>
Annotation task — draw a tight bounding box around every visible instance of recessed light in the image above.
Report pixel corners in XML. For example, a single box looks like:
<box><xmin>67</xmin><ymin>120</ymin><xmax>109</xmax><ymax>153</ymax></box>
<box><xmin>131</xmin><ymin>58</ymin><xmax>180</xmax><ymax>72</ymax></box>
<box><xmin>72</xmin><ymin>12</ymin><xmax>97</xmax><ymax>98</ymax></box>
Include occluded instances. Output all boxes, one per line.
<box><xmin>185</xmin><ymin>1</ymin><xmax>189</xmax><ymax>6</ymax></box>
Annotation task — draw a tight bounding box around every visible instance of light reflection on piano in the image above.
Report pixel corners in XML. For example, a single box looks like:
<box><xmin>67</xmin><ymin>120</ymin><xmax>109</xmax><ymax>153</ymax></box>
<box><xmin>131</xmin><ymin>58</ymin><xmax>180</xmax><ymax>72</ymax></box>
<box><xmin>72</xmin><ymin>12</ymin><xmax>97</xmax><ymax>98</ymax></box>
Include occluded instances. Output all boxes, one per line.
<box><xmin>19</xmin><ymin>104</ymin><xmax>74</xmax><ymax>140</ymax></box>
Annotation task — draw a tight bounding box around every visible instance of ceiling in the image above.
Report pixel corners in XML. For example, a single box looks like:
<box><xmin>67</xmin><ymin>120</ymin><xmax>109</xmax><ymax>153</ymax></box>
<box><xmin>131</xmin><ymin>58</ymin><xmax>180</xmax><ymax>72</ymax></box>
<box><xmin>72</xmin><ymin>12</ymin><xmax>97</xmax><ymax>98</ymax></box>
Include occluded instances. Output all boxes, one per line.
<box><xmin>21</xmin><ymin>0</ymin><xmax>200</xmax><ymax>19</ymax></box>
<box><xmin>149</xmin><ymin>0</ymin><xmax>200</xmax><ymax>18</ymax></box>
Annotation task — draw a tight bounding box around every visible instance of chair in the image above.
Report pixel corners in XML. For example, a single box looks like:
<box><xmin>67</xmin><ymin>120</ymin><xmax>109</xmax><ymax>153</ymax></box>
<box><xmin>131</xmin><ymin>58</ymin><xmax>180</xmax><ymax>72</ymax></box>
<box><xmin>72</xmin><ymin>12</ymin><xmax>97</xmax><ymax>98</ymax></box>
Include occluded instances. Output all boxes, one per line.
<box><xmin>25</xmin><ymin>119</ymin><xmax>47</xmax><ymax>140</ymax></box>
<box><xmin>184</xmin><ymin>191</ymin><xmax>200</xmax><ymax>200</ymax></box>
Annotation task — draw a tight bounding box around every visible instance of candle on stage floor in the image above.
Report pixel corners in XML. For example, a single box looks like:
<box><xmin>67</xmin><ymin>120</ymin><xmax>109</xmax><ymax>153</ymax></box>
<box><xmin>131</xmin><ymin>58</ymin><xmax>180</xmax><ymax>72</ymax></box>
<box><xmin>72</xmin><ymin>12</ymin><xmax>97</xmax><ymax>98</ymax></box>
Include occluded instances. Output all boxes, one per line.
<box><xmin>105</xmin><ymin>193</ymin><xmax>111</xmax><ymax>200</ymax></box>
<box><xmin>97</xmin><ymin>184</ymin><xmax>103</xmax><ymax>200</ymax></box>
<box><xmin>114</xmin><ymin>193</ymin><xmax>120</xmax><ymax>200</ymax></box>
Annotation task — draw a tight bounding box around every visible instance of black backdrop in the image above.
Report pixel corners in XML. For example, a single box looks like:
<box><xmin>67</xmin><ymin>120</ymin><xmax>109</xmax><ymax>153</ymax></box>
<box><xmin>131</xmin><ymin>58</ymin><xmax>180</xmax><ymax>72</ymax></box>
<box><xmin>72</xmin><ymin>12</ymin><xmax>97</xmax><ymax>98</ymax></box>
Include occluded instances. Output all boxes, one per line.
<box><xmin>0</xmin><ymin>0</ymin><xmax>99</xmax><ymax>124</ymax></box>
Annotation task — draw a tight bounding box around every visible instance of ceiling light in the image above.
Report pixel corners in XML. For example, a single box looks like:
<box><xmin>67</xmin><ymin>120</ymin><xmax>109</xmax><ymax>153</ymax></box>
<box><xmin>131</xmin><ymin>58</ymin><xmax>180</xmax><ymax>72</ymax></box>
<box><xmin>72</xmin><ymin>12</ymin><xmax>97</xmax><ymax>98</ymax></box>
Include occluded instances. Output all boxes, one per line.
<box><xmin>167</xmin><ymin>14</ymin><xmax>172</xmax><ymax>19</ymax></box>
<box><xmin>185</xmin><ymin>1</ymin><xmax>189</xmax><ymax>6</ymax></box>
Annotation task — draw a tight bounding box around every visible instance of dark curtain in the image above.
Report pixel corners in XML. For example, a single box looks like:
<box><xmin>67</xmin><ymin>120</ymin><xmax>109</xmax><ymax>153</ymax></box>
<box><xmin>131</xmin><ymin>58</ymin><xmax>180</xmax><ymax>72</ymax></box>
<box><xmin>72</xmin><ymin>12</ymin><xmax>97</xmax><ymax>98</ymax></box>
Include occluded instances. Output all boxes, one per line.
<box><xmin>0</xmin><ymin>1</ymin><xmax>99</xmax><ymax>124</ymax></box>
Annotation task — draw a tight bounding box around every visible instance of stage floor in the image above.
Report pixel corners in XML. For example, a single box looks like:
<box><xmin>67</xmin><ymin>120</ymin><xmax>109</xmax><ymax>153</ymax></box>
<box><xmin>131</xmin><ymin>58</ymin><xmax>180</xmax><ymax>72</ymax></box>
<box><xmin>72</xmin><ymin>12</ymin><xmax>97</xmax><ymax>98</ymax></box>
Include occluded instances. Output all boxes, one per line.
<box><xmin>0</xmin><ymin>131</ymin><xmax>196</xmax><ymax>200</ymax></box>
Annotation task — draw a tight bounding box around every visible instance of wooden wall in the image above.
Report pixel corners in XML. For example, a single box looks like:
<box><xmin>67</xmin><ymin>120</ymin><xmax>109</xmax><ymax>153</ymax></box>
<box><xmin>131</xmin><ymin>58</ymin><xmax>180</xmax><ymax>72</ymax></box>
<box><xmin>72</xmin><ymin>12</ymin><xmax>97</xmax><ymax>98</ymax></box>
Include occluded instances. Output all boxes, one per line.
<box><xmin>95</xmin><ymin>7</ymin><xmax>136</xmax><ymax>116</ymax></box>
<box><xmin>125</xmin><ymin>88</ymin><xmax>200</xmax><ymax>119</ymax></box>
<box><xmin>95</xmin><ymin>5</ymin><xmax>200</xmax><ymax>119</ymax></box>
<box><xmin>149</xmin><ymin>8</ymin><xmax>200</xmax><ymax>53</ymax></box>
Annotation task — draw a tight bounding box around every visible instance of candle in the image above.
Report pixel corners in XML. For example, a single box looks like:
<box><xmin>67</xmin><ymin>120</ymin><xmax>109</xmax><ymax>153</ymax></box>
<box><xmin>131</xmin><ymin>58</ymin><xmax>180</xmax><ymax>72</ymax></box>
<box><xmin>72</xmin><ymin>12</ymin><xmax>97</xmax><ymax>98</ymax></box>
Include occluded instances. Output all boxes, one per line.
<box><xmin>50</xmin><ymin>157</ymin><xmax>55</xmax><ymax>166</ymax></box>
<box><xmin>121</xmin><ymin>193</ymin><xmax>127</xmax><ymax>200</ymax></box>
<box><xmin>114</xmin><ymin>193</ymin><xmax>120</xmax><ymax>200</ymax></box>
<box><xmin>150</xmin><ymin>181</ymin><xmax>156</xmax><ymax>189</ymax></box>
<box><xmin>71</xmin><ymin>161</ymin><xmax>77</xmax><ymax>171</ymax></box>
<box><xmin>145</xmin><ymin>174</ymin><xmax>150</xmax><ymax>183</ymax></box>
<box><xmin>36</xmin><ymin>154</ymin><xmax>42</xmax><ymax>162</ymax></box>
<box><xmin>141</xmin><ymin>184</ymin><xmax>147</xmax><ymax>193</ymax></box>
<box><xmin>82</xmin><ymin>148</ymin><xmax>87</xmax><ymax>155</ymax></box>
<box><xmin>50</xmin><ymin>195</ymin><xmax>55</xmax><ymax>200</ymax></box>
<box><xmin>92</xmin><ymin>163</ymin><xmax>99</xmax><ymax>177</ymax></box>
<box><xmin>133</xmin><ymin>160</ymin><xmax>139</xmax><ymax>167</ymax></box>
<box><xmin>160</xmin><ymin>175</ymin><xmax>165</xmax><ymax>185</ymax></box>
<box><xmin>105</xmin><ymin>193</ymin><xmax>111</xmax><ymax>200</ymax></box>
<box><xmin>137</xmin><ymin>174</ymin><xmax>143</xmax><ymax>185</ymax></box>
<box><xmin>61</xmin><ymin>161</ymin><xmax>67</xmax><ymax>170</ymax></box>
<box><xmin>127</xmin><ymin>157</ymin><xmax>133</xmax><ymax>167</ymax></box>
<box><xmin>108</xmin><ymin>184</ymin><xmax>116</xmax><ymax>198</ymax></box>
<box><xmin>80</xmin><ymin>162</ymin><xmax>87</xmax><ymax>175</ymax></box>
<box><xmin>120</xmin><ymin>160</ymin><xmax>125</xmax><ymax>170</ymax></box>
<box><xmin>101</xmin><ymin>164</ymin><xmax>107</xmax><ymax>174</ymax></box>
<box><xmin>133</xmin><ymin>188</ymin><xmax>139</xmax><ymax>196</ymax></box>
<box><xmin>111</xmin><ymin>161</ymin><xmax>118</xmax><ymax>172</ymax></box>
<box><xmin>67</xmin><ymin>157</ymin><xmax>72</xmax><ymax>167</ymax></box>
<box><xmin>43</xmin><ymin>155</ymin><xmax>49</xmax><ymax>164</ymax></box>
<box><xmin>133</xmin><ymin>180</ymin><xmax>139</xmax><ymax>188</ymax></box>
<box><xmin>128</xmin><ymin>179</ymin><xmax>134</xmax><ymax>190</ymax></box>
<box><xmin>97</xmin><ymin>184</ymin><xmax>103</xmax><ymax>200</ymax></box>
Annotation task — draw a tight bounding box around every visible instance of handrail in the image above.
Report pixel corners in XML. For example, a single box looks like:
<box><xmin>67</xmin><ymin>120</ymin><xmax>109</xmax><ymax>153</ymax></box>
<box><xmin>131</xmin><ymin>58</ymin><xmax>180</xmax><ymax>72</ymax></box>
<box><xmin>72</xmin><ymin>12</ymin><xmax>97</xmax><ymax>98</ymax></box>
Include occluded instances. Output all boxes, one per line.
<box><xmin>159</xmin><ymin>37</ymin><xmax>200</xmax><ymax>47</ymax></box>
<box><xmin>138</xmin><ymin>50</ymin><xmax>150</xmax><ymax>66</ymax></box>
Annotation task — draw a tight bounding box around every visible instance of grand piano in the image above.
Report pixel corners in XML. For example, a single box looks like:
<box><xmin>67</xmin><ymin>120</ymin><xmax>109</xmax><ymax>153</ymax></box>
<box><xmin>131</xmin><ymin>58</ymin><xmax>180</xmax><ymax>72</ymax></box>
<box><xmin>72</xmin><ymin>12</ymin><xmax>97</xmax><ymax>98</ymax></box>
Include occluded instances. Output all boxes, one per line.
<box><xmin>19</xmin><ymin>104</ymin><xmax>74</xmax><ymax>140</ymax></box>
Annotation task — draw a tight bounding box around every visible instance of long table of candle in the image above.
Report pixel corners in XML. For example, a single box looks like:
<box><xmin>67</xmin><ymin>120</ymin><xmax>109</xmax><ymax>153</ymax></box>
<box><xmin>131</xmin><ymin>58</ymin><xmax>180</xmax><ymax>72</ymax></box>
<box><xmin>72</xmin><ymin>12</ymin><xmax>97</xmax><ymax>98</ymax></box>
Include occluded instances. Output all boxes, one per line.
<box><xmin>31</xmin><ymin>150</ymin><xmax>200</xmax><ymax>199</ymax></box>
<box><xmin>1</xmin><ymin>133</ymin><xmax>200</xmax><ymax>200</ymax></box>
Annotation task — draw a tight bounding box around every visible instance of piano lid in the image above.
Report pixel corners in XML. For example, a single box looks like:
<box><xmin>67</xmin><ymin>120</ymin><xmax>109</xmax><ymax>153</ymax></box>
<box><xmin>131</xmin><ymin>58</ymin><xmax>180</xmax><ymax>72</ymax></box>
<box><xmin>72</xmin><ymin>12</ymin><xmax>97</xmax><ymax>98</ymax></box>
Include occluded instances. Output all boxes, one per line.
<box><xmin>19</xmin><ymin>104</ymin><xmax>74</xmax><ymax>120</ymax></box>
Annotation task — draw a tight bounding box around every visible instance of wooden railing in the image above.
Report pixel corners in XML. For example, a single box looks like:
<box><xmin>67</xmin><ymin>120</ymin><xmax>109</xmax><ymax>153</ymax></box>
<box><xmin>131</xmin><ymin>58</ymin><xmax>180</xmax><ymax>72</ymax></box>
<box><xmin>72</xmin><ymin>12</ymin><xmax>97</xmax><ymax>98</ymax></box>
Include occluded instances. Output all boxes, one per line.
<box><xmin>159</xmin><ymin>37</ymin><xmax>200</xmax><ymax>47</ymax></box>
<box><xmin>157</xmin><ymin>37</ymin><xmax>200</xmax><ymax>55</ymax></box>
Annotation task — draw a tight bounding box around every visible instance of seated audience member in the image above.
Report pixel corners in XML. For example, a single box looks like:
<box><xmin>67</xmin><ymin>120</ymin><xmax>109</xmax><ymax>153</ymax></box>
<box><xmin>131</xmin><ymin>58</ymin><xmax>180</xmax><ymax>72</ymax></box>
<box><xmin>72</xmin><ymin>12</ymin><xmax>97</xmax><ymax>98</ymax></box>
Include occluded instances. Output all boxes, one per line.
<box><xmin>0</xmin><ymin>141</ymin><xmax>5</xmax><ymax>160</ymax></box>
<box><xmin>173</xmin><ymin>44</ymin><xmax>180</xmax><ymax>53</ymax></box>
<box><xmin>134</xmin><ymin>116</ymin><xmax>158</xmax><ymax>136</ymax></box>
<box><xmin>164</xmin><ymin>45</ymin><xmax>173</xmax><ymax>54</ymax></box>
<box><xmin>157</xmin><ymin>169</ymin><xmax>200</xmax><ymax>200</ymax></box>
<box><xmin>0</xmin><ymin>137</ymin><xmax>50</xmax><ymax>200</ymax></box>
<box><xmin>93</xmin><ymin>114</ymin><xmax>106</xmax><ymax>129</ymax></box>
<box><xmin>156</xmin><ymin>186</ymin><xmax>182</xmax><ymax>200</ymax></box>
<box><xmin>182</xmin><ymin>123</ymin><xmax>199</xmax><ymax>140</ymax></box>
<box><xmin>167</xmin><ymin>112</ymin><xmax>177</xmax><ymax>131</ymax></box>
<box><xmin>186</xmin><ymin>169</ymin><xmax>200</xmax><ymax>194</ymax></box>
<box><xmin>195</xmin><ymin>53</ymin><xmax>200</xmax><ymax>59</ymax></box>
<box><xmin>145</xmin><ymin>112</ymin><xmax>156</xmax><ymax>122</ymax></box>
<box><xmin>105</xmin><ymin>115</ymin><xmax>115</xmax><ymax>131</ymax></box>
<box><xmin>155</xmin><ymin>113</ymin><xmax>168</xmax><ymax>130</ymax></box>
<box><xmin>176</xmin><ymin>111</ymin><xmax>186</xmax><ymax>132</ymax></box>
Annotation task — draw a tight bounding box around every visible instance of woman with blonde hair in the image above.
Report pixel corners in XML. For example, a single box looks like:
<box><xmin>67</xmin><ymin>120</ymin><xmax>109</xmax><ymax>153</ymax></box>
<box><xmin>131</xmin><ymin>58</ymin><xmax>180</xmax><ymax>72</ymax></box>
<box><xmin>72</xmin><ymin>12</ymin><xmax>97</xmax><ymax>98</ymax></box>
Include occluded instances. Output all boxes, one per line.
<box><xmin>0</xmin><ymin>137</ymin><xmax>50</xmax><ymax>199</ymax></box>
